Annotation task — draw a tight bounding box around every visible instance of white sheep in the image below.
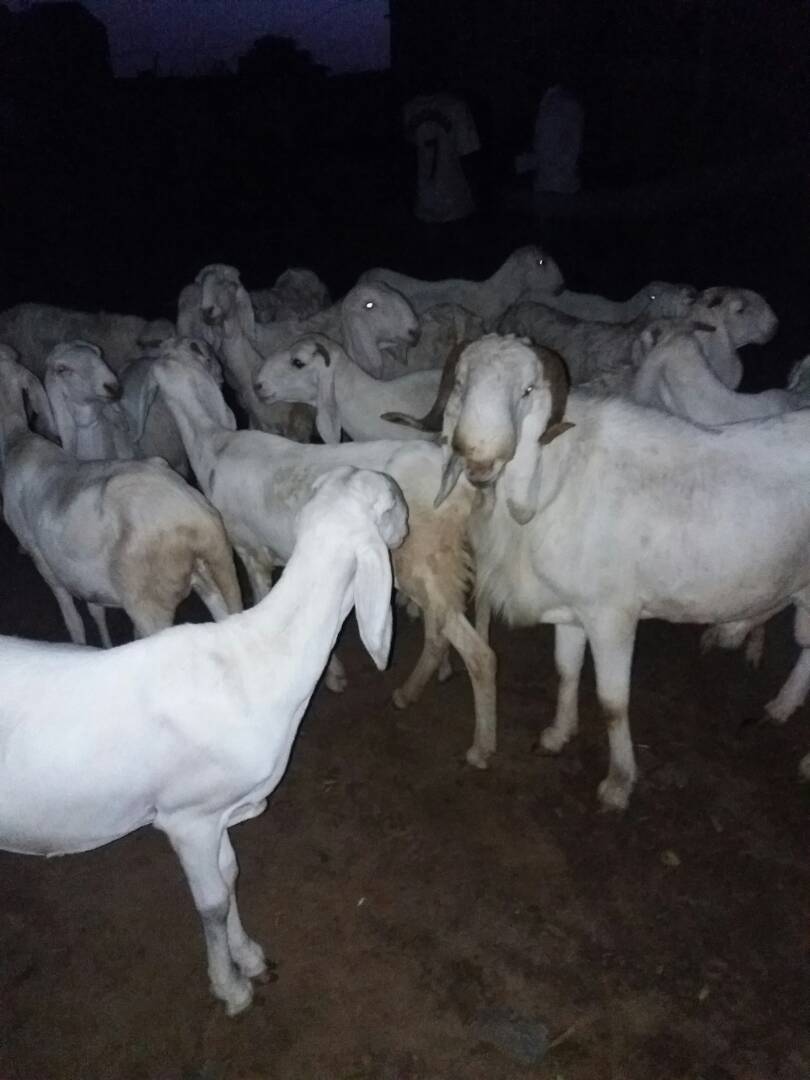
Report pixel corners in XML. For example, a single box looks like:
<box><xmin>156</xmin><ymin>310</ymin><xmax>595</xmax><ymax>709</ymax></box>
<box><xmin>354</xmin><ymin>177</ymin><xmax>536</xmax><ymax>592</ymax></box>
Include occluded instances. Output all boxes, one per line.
<box><xmin>0</xmin><ymin>465</ymin><xmax>407</xmax><ymax>1016</ymax></box>
<box><xmin>194</xmin><ymin>263</ymin><xmax>419</xmax><ymax>436</ymax></box>
<box><xmin>542</xmin><ymin>280</ymin><xmax>698</xmax><ymax>323</ymax></box>
<box><xmin>0</xmin><ymin>302</ymin><xmax>173</xmax><ymax>377</ymax></box>
<box><xmin>0</xmin><ymin>348</ymin><xmax>241</xmax><ymax>647</ymax></box>
<box><xmin>359</xmin><ymin>245</ymin><xmax>565</xmax><ymax>329</ymax></box>
<box><xmin>404</xmin><ymin>334</ymin><xmax>810</xmax><ymax>810</ymax></box>
<box><xmin>499</xmin><ymin>300</ymin><xmax>753</xmax><ymax>388</ymax></box>
<box><xmin>250</xmin><ymin>266</ymin><xmax>332</xmax><ymax>323</ymax></box>
<box><xmin>179</xmin><ymin>265</ymin><xmax>331</xmax><ymax>336</ymax></box>
<box><xmin>119</xmin><ymin>337</ymin><xmax>225</xmax><ymax>476</ymax></box>
<box><xmin>149</xmin><ymin>346</ymin><xmax>496</xmax><ymax>765</ymax></box>
<box><xmin>698</xmin><ymin>286</ymin><xmax>778</xmax><ymax>347</ymax></box>
<box><xmin>44</xmin><ymin>341</ymin><xmax>136</xmax><ymax>460</ymax></box>
<box><xmin>253</xmin><ymin>333</ymin><xmax>440</xmax><ymax>443</ymax></box>
<box><xmin>630</xmin><ymin>321</ymin><xmax>792</xmax><ymax>424</ymax></box>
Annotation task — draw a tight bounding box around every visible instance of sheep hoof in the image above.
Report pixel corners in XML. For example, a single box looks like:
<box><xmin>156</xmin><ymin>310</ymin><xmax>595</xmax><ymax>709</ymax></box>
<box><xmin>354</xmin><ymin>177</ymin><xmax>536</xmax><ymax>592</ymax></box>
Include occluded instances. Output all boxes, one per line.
<box><xmin>392</xmin><ymin>688</ymin><xmax>410</xmax><ymax>710</ymax></box>
<box><xmin>465</xmin><ymin>745</ymin><xmax>491</xmax><ymax>770</ymax></box>
<box><xmin>538</xmin><ymin>726</ymin><xmax>570</xmax><ymax>754</ymax></box>
<box><xmin>764</xmin><ymin>699</ymin><xmax>792</xmax><ymax>726</ymax></box>
<box><xmin>597</xmin><ymin>776</ymin><xmax>631</xmax><ymax>812</ymax></box>
<box><xmin>221</xmin><ymin>977</ymin><xmax>254</xmax><ymax>1017</ymax></box>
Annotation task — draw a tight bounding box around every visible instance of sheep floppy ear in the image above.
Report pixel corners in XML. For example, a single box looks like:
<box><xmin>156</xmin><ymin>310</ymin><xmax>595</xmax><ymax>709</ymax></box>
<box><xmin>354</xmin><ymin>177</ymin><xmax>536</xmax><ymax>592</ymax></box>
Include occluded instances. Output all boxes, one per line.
<box><xmin>40</xmin><ymin>375</ymin><xmax>75</xmax><ymax>447</ymax></box>
<box><xmin>313</xmin><ymin>343</ymin><xmax>341</xmax><ymax>444</ymax></box>
<box><xmin>353</xmin><ymin>538</ymin><xmax>394</xmax><ymax>670</ymax></box>
<box><xmin>233</xmin><ymin>284</ymin><xmax>256</xmax><ymax>339</ymax></box>
<box><xmin>503</xmin><ymin>401</ymin><xmax>546</xmax><ymax>525</ymax></box>
<box><xmin>189</xmin><ymin>365</ymin><xmax>237</xmax><ymax>431</ymax></box>
<box><xmin>504</xmin><ymin>347</ymin><xmax>571</xmax><ymax>525</ymax></box>
<box><xmin>120</xmin><ymin>362</ymin><xmax>160</xmax><ymax>445</ymax></box>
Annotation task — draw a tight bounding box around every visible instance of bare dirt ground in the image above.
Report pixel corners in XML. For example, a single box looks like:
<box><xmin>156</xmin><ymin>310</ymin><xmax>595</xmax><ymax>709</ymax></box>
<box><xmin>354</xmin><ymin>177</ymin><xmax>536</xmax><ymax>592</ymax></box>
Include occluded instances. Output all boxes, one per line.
<box><xmin>1</xmin><ymin>173</ymin><xmax>809</xmax><ymax>1079</ymax></box>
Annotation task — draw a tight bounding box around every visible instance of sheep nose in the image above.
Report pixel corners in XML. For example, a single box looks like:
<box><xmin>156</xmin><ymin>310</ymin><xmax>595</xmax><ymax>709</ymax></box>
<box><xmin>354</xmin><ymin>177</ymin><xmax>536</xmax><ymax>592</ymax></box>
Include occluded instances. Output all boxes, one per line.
<box><xmin>407</xmin><ymin>327</ymin><xmax>420</xmax><ymax>345</ymax></box>
<box><xmin>465</xmin><ymin>458</ymin><xmax>498</xmax><ymax>487</ymax></box>
<box><xmin>104</xmin><ymin>382</ymin><xmax>122</xmax><ymax>401</ymax></box>
<box><xmin>202</xmin><ymin>306</ymin><xmax>219</xmax><ymax>326</ymax></box>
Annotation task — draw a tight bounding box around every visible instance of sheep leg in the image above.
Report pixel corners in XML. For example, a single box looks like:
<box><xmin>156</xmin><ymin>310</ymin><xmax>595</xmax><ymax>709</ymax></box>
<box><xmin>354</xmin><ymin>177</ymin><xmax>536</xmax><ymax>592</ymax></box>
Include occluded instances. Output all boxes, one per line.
<box><xmin>587</xmin><ymin>615</ymin><xmax>638</xmax><ymax>812</ymax></box>
<box><xmin>325</xmin><ymin>653</ymin><xmax>348</xmax><ymax>693</ymax></box>
<box><xmin>130</xmin><ymin>604</ymin><xmax>175</xmax><ymax>639</ymax></box>
<box><xmin>540</xmin><ymin>625</ymin><xmax>587</xmax><ymax>753</ymax></box>
<box><xmin>441</xmin><ymin>610</ymin><xmax>497</xmax><ymax>769</ymax></box>
<box><xmin>165</xmin><ymin>820</ymin><xmax>253</xmax><ymax>1016</ymax></box>
<box><xmin>37</xmin><ymin>564</ymin><xmax>86</xmax><ymax>645</ymax></box>
<box><xmin>392</xmin><ymin>609</ymin><xmax>445</xmax><ymax>709</ymax></box>
<box><xmin>87</xmin><ymin>603</ymin><xmax>113</xmax><ymax>648</ymax></box>
<box><xmin>765</xmin><ymin>602</ymin><xmax>810</xmax><ymax>724</ymax></box>
<box><xmin>218</xmin><ymin>831</ymin><xmax>267</xmax><ymax>980</ymax></box>
<box><xmin>236</xmin><ymin>546</ymin><xmax>274</xmax><ymax>604</ymax></box>
<box><xmin>475</xmin><ymin>597</ymin><xmax>492</xmax><ymax>644</ymax></box>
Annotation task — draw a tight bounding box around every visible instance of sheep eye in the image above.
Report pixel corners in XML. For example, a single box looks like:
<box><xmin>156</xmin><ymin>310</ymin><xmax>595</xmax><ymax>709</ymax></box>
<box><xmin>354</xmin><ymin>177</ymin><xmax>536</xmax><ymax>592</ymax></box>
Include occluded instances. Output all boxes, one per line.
<box><xmin>648</xmin><ymin>293</ymin><xmax>656</xmax><ymax>301</ymax></box>
<box><xmin>364</xmin><ymin>300</ymin><xmax>375</xmax><ymax>310</ymax></box>
<box><xmin>291</xmin><ymin>357</ymin><xmax>305</xmax><ymax>369</ymax></box>
<box><xmin>522</xmin><ymin>384</ymin><xmax>534</xmax><ymax>398</ymax></box>
<box><xmin>56</xmin><ymin>365</ymin><xmax>70</xmax><ymax>375</ymax></box>
<box><xmin>537</xmin><ymin>257</ymin><xmax>544</xmax><ymax>266</ymax></box>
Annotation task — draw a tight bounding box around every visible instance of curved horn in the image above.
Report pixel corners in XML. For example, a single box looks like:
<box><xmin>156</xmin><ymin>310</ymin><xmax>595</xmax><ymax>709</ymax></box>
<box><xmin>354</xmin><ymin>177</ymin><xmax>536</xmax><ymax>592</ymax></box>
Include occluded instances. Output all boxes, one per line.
<box><xmin>381</xmin><ymin>339</ymin><xmax>471</xmax><ymax>431</ymax></box>
<box><xmin>530</xmin><ymin>346</ymin><xmax>574</xmax><ymax>445</ymax></box>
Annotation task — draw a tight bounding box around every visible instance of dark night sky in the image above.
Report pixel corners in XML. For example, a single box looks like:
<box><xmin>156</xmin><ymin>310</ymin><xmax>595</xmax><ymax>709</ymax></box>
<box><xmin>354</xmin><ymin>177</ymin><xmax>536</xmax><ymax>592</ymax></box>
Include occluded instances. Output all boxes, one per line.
<box><xmin>16</xmin><ymin>0</ymin><xmax>391</xmax><ymax>75</ymax></box>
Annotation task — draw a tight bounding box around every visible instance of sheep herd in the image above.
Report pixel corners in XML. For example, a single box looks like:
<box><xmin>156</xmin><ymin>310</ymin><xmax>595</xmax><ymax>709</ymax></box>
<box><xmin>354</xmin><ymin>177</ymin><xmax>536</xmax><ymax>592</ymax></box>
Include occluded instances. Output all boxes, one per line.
<box><xmin>0</xmin><ymin>244</ymin><xmax>807</xmax><ymax>1017</ymax></box>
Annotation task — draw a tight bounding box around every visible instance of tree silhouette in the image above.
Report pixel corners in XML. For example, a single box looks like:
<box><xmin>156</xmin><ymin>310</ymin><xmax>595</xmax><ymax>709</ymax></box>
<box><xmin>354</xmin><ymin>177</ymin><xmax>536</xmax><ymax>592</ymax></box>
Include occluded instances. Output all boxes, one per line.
<box><xmin>237</xmin><ymin>34</ymin><xmax>328</xmax><ymax>88</ymax></box>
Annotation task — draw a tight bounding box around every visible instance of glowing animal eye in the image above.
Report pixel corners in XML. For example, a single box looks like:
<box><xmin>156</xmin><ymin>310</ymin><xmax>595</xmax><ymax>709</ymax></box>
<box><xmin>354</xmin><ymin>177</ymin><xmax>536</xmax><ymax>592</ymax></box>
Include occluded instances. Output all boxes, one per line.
<box><xmin>649</xmin><ymin>293</ymin><xmax>656</xmax><ymax>301</ymax></box>
<box><xmin>292</xmin><ymin>357</ymin><xmax>305</xmax><ymax>369</ymax></box>
<box><xmin>364</xmin><ymin>300</ymin><xmax>375</xmax><ymax>310</ymax></box>
<box><xmin>537</xmin><ymin>257</ymin><xmax>544</xmax><ymax>266</ymax></box>
<box><xmin>522</xmin><ymin>384</ymin><xmax>534</xmax><ymax>398</ymax></box>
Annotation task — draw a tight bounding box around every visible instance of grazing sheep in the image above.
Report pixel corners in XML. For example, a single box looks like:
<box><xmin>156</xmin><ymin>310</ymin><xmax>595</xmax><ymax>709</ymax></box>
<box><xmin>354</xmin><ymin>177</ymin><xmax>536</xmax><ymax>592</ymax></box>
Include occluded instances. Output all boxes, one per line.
<box><xmin>0</xmin><ymin>466</ymin><xmax>406</xmax><ymax>1016</ymax></box>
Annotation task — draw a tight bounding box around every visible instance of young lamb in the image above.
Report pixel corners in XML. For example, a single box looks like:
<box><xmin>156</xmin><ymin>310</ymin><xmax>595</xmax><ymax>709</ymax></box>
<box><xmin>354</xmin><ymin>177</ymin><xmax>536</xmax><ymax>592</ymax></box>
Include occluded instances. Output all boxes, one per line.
<box><xmin>0</xmin><ymin>302</ymin><xmax>173</xmax><ymax>378</ymax></box>
<box><xmin>149</xmin><ymin>347</ymin><xmax>496</xmax><ymax>765</ymax></box>
<box><xmin>44</xmin><ymin>341</ymin><xmax>136</xmax><ymax>460</ymax></box>
<box><xmin>399</xmin><ymin>334</ymin><xmax>810</xmax><ymax>810</ymax></box>
<box><xmin>253</xmin><ymin>333</ymin><xmax>440</xmax><ymax>444</ymax></box>
<box><xmin>0</xmin><ymin>465</ymin><xmax>407</xmax><ymax>1016</ymax></box>
<box><xmin>359</xmin><ymin>245</ymin><xmax>565</xmax><ymax>329</ymax></box>
<box><xmin>0</xmin><ymin>350</ymin><xmax>241</xmax><ymax>647</ymax></box>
